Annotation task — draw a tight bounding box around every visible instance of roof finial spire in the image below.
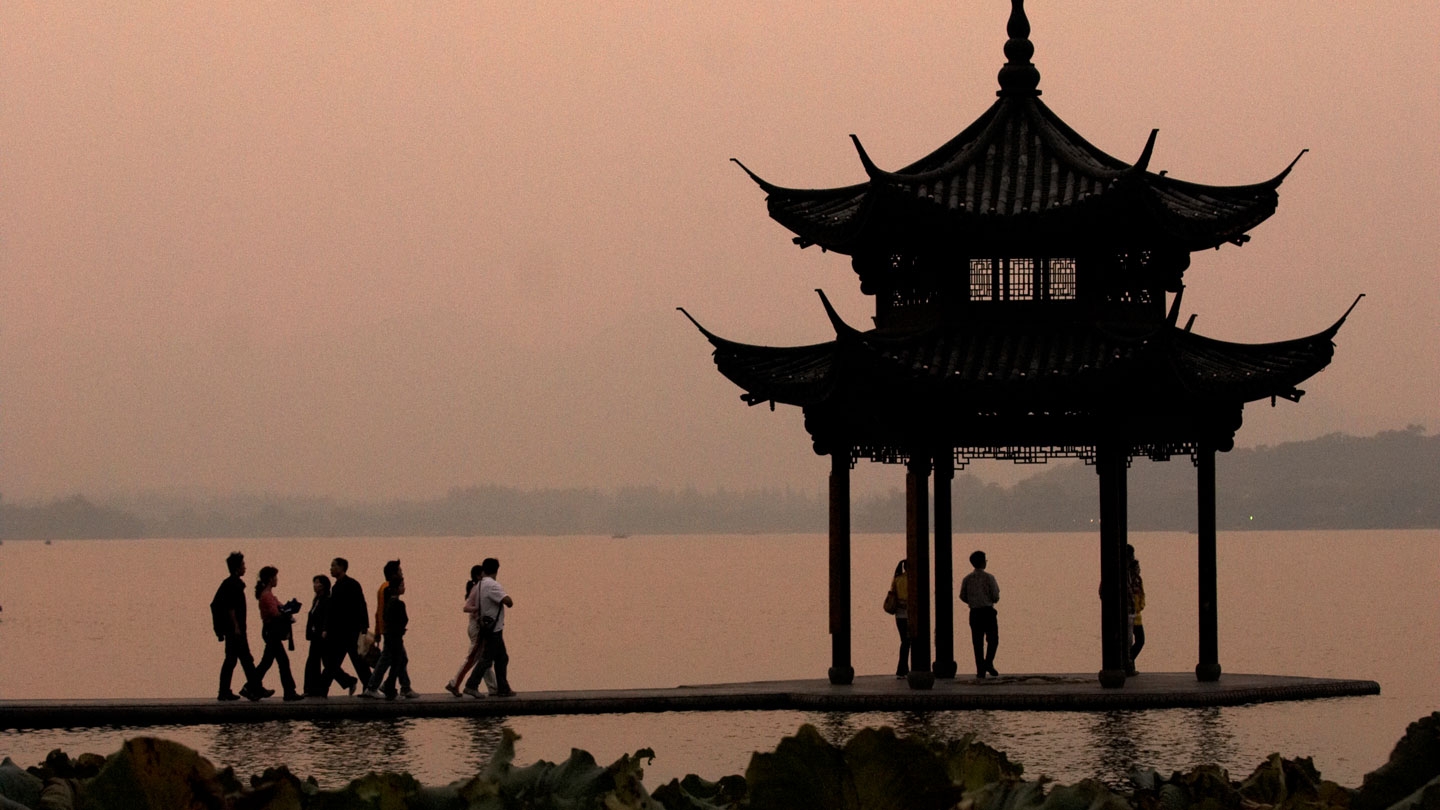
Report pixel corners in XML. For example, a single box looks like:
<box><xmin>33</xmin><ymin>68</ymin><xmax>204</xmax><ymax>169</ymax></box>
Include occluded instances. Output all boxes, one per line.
<box><xmin>997</xmin><ymin>0</ymin><xmax>1041</xmax><ymax>97</ymax></box>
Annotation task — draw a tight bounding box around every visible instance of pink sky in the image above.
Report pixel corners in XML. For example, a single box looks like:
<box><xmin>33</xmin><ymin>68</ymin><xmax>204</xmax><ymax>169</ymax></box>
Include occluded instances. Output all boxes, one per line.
<box><xmin>3</xmin><ymin>2</ymin><xmax>1436</xmax><ymax>501</ymax></box>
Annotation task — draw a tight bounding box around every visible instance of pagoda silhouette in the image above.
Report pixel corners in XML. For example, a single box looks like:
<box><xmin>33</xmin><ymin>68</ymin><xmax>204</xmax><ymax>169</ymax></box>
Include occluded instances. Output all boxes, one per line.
<box><xmin>682</xmin><ymin>0</ymin><xmax>1359</xmax><ymax>689</ymax></box>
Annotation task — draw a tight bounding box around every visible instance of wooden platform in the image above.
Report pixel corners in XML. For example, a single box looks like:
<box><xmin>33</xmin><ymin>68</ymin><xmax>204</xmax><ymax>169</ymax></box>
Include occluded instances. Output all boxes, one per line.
<box><xmin>0</xmin><ymin>673</ymin><xmax>1379</xmax><ymax>731</ymax></box>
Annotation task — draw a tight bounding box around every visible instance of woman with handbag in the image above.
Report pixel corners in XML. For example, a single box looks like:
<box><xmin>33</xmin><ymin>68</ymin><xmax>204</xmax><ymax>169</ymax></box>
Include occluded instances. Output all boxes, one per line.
<box><xmin>888</xmin><ymin>559</ymin><xmax>910</xmax><ymax>678</ymax></box>
<box><xmin>253</xmin><ymin>566</ymin><xmax>303</xmax><ymax>701</ymax></box>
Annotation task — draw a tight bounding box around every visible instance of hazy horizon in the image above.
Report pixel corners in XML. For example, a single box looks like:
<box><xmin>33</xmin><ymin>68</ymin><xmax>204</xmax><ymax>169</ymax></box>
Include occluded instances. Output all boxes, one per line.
<box><xmin>5</xmin><ymin>2</ymin><xmax>1436</xmax><ymax>502</ymax></box>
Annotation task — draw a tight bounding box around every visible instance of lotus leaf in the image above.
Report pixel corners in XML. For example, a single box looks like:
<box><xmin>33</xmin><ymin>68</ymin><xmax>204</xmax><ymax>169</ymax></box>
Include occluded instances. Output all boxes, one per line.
<box><xmin>307</xmin><ymin>770</ymin><xmax>422</xmax><ymax>810</ymax></box>
<box><xmin>36</xmin><ymin>777</ymin><xmax>80</xmax><ymax>810</ymax></box>
<box><xmin>1036</xmin><ymin>779</ymin><xmax>1133</xmax><ymax>810</ymax></box>
<box><xmin>0</xmin><ymin>756</ymin><xmax>43</xmax><ymax>808</ymax></box>
<box><xmin>651</xmin><ymin>774</ymin><xmax>747</xmax><ymax>810</ymax></box>
<box><xmin>968</xmin><ymin>774</ymin><xmax>1052</xmax><ymax>810</ymax></box>
<box><xmin>745</xmin><ymin>724</ymin><xmax>970</xmax><ymax>810</ymax></box>
<box><xmin>937</xmin><ymin>734</ymin><xmax>1025</xmax><ymax>794</ymax></box>
<box><xmin>237</xmin><ymin>765</ymin><xmax>308</xmax><ymax>810</ymax></box>
<box><xmin>1129</xmin><ymin>769</ymin><xmax>1164</xmax><ymax>794</ymax></box>
<box><xmin>1154</xmin><ymin>783</ymin><xmax>1190</xmax><ymax>810</ymax></box>
<box><xmin>448</xmin><ymin>728</ymin><xmax>660</xmax><ymax>810</ymax></box>
<box><xmin>403</xmin><ymin>784</ymin><xmax>467</xmax><ymax>810</ymax></box>
<box><xmin>745</xmin><ymin>724</ymin><xmax>858</xmax><ymax>810</ymax></box>
<box><xmin>1378</xmin><ymin>776</ymin><xmax>1440</xmax><ymax>810</ymax></box>
<box><xmin>844</xmin><ymin>727</ymin><xmax>964</xmax><ymax>810</ymax></box>
<box><xmin>1166</xmin><ymin>764</ymin><xmax>1242</xmax><ymax>810</ymax></box>
<box><xmin>237</xmin><ymin>776</ymin><xmax>306</xmax><ymax>810</ymax></box>
<box><xmin>4</xmin><ymin>711</ymin><xmax>1438</xmax><ymax>810</ymax></box>
<box><xmin>34</xmin><ymin>751</ymin><xmax>103</xmax><ymax>782</ymax></box>
<box><xmin>1356</xmin><ymin>713</ymin><xmax>1440</xmax><ymax>810</ymax></box>
<box><xmin>75</xmin><ymin>737</ymin><xmax>228</xmax><ymax>810</ymax></box>
<box><xmin>1238</xmin><ymin>753</ymin><xmax>1330</xmax><ymax>809</ymax></box>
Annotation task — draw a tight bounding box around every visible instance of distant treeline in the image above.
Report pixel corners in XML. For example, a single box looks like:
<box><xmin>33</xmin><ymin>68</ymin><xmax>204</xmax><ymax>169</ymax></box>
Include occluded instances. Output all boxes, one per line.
<box><xmin>3</xmin><ymin>428</ymin><xmax>1437</xmax><ymax>539</ymax></box>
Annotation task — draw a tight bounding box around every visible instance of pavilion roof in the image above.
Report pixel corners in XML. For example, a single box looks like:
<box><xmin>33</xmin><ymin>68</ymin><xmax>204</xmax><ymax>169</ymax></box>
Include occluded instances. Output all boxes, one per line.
<box><xmin>733</xmin><ymin>2</ymin><xmax>1305</xmax><ymax>255</ymax></box>
<box><xmin>680</xmin><ymin>296</ymin><xmax>1360</xmax><ymax>421</ymax></box>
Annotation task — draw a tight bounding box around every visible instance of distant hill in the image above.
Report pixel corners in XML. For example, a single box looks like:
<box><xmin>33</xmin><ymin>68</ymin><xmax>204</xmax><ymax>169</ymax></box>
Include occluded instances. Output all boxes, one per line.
<box><xmin>2</xmin><ymin>428</ymin><xmax>1436</xmax><ymax>539</ymax></box>
<box><xmin>943</xmin><ymin>426</ymin><xmax>1440</xmax><ymax>532</ymax></box>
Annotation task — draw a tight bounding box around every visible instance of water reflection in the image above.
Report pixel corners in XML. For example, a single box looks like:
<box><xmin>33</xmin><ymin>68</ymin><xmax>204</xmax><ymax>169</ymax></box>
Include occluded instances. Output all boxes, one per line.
<box><xmin>795</xmin><ymin>706</ymin><xmax>1245</xmax><ymax>789</ymax></box>
<box><xmin>1189</xmin><ymin>707</ymin><xmax>1235</xmax><ymax>771</ymax></box>
<box><xmin>1091</xmin><ymin>711</ymin><xmax>1141</xmax><ymax>787</ymax></box>
<box><xmin>804</xmin><ymin>710</ymin><xmax>956</xmax><ymax>748</ymax></box>
<box><xmin>461</xmin><ymin>716</ymin><xmax>510</xmax><ymax>772</ymax></box>
<box><xmin>209</xmin><ymin>718</ymin><xmax>415</xmax><ymax>786</ymax></box>
<box><xmin>808</xmin><ymin>711</ymin><xmax>857</xmax><ymax>747</ymax></box>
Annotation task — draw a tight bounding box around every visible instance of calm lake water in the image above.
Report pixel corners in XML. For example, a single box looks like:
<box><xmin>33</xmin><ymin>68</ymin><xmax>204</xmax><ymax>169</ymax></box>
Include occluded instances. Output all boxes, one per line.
<box><xmin>0</xmin><ymin>531</ymin><xmax>1435</xmax><ymax>789</ymax></box>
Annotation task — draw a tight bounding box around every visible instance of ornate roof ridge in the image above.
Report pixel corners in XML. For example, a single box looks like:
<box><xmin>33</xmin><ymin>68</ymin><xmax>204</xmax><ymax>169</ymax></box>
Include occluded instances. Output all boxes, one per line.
<box><xmin>996</xmin><ymin>0</ymin><xmax>1041</xmax><ymax>97</ymax></box>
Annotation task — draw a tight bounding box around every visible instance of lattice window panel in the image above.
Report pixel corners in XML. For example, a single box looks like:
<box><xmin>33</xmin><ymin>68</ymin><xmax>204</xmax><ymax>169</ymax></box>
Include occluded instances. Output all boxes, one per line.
<box><xmin>1006</xmin><ymin>258</ymin><xmax>1034</xmax><ymax>300</ymax></box>
<box><xmin>1047</xmin><ymin>258</ymin><xmax>1077</xmax><ymax>300</ymax></box>
<box><xmin>968</xmin><ymin>258</ymin><xmax>994</xmax><ymax>301</ymax></box>
<box><xmin>848</xmin><ymin>443</ymin><xmax>1203</xmax><ymax>468</ymax></box>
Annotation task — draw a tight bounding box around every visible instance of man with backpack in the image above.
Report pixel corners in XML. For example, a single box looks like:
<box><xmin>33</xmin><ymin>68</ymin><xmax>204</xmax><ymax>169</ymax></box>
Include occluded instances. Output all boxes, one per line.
<box><xmin>210</xmin><ymin>551</ymin><xmax>271</xmax><ymax>701</ymax></box>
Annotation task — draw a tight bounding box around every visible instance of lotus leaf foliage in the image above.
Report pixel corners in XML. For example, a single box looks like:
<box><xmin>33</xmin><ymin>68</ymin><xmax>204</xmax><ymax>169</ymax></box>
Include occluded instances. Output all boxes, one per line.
<box><xmin>0</xmin><ymin>712</ymin><xmax>1436</xmax><ymax>810</ymax></box>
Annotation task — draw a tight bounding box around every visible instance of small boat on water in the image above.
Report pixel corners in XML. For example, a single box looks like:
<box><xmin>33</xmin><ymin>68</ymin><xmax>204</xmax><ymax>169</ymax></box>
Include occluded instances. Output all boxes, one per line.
<box><xmin>610</xmin><ymin>533</ymin><xmax>630</xmax><ymax>539</ymax></box>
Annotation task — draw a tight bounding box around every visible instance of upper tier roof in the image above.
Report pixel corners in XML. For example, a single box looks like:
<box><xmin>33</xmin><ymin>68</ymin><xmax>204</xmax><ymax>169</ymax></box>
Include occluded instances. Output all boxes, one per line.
<box><xmin>734</xmin><ymin>0</ymin><xmax>1304</xmax><ymax>256</ymax></box>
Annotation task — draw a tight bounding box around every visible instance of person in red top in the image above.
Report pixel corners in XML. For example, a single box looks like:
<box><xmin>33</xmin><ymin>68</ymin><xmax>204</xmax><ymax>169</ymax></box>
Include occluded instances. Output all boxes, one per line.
<box><xmin>253</xmin><ymin>565</ymin><xmax>303</xmax><ymax>701</ymax></box>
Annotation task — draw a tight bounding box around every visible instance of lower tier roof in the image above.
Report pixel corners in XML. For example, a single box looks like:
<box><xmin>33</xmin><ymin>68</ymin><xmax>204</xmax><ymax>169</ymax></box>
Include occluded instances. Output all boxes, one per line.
<box><xmin>682</xmin><ymin>297</ymin><xmax>1359</xmax><ymax>454</ymax></box>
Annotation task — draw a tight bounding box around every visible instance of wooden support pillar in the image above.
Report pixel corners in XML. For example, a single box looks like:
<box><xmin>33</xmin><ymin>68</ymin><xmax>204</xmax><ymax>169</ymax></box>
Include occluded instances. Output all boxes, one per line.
<box><xmin>1097</xmin><ymin>443</ymin><xmax>1128</xmax><ymax>688</ymax></box>
<box><xmin>1119</xmin><ymin>455</ymin><xmax>1132</xmax><ymax>675</ymax></box>
<box><xmin>905</xmin><ymin>453</ymin><xmax>935</xmax><ymax>689</ymax></box>
<box><xmin>827</xmin><ymin>449</ymin><xmax>854</xmax><ymax>685</ymax></box>
<box><xmin>932</xmin><ymin>450</ymin><xmax>957</xmax><ymax>678</ymax></box>
<box><xmin>1195</xmin><ymin>443</ymin><xmax>1222</xmax><ymax>682</ymax></box>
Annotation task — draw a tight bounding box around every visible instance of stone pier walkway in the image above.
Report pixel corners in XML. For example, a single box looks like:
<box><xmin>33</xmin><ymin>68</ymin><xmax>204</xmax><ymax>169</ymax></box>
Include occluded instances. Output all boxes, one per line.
<box><xmin>0</xmin><ymin>673</ymin><xmax>1379</xmax><ymax>731</ymax></box>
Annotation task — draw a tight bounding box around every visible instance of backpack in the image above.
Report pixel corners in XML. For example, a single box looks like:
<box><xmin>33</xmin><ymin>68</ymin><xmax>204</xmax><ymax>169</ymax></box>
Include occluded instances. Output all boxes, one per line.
<box><xmin>209</xmin><ymin>583</ymin><xmax>229</xmax><ymax>640</ymax></box>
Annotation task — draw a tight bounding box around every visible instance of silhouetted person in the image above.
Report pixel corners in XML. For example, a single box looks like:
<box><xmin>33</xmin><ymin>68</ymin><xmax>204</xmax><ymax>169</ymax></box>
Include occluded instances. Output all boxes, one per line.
<box><xmin>363</xmin><ymin>572</ymin><xmax>418</xmax><ymax>699</ymax></box>
<box><xmin>373</xmin><ymin>559</ymin><xmax>401</xmax><ymax>656</ymax></box>
<box><xmin>1127</xmin><ymin>544</ymin><xmax>1146</xmax><ymax>675</ymax></box>
<box><xmin>320</xmin><ymin>556</ymin><xmax>370</xmax><ymax>694</ymax></box>
<box><xmin>889</xmin><ymin>559</ymin><xmax>910</xmax><ymax>678</ymax></box>
<box><xmin>211</xmin><ymin>551</ymin><xmax>269</xmax><ymax>701</ymax></box>
<box><xmin>303</xmin><ymin>574</ymin><xmax>331</xmax><ymax>697</ymax></box>
<box><xmin>252</xmin><ymin>565</ymin><xmax>303</xmax><ymax>701</ymax></box>
<box><xmin>447</xmin><ymin>564</ymin><xmax>486</xmax><ymax>697</ymax></box>
<box><xmin>463</xmin><ymin>557</ymin><xmax>515</xmax><ymax>698</ymax></box>
<box><xmin>959</xmin><ymin>550</ymin><xmax>1000</xmax><ymax>679</ymax></box>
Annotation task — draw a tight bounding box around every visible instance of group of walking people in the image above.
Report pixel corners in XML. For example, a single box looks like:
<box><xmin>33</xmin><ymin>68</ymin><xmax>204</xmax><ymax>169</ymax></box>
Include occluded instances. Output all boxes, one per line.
<box><xmin>885</xmin><ymin>545</ymin><xmax>1146</xmax><ymax>679</ymax></box>
<box><xmin>210</xmin><ymin>552</ymin><xmax>515</xmax><ymax>702</ymax></box>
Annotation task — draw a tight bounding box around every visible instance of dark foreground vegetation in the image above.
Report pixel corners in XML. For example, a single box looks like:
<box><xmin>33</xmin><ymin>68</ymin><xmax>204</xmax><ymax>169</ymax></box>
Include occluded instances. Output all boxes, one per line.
<box><xmin>3</xmin><ymin>429</ymin><xmax>1438</xmax><ymax>539</ymax></box>
<box><xmin>1</xmin><ymin>712</ymin><xmax>1436</xmax><ymax>810</ymax></box>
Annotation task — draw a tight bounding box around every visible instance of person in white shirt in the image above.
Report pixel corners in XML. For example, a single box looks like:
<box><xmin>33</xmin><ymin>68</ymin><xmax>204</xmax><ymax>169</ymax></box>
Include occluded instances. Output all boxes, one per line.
<box><xmin>462</xmin><ymin>557</ymin><xmax>515</xmax><ymax>697</ymax></box>
<box><xmin>959</xmin><ymin>550</ymin><xmax>1001</xmax><ymax>679</ymax></box>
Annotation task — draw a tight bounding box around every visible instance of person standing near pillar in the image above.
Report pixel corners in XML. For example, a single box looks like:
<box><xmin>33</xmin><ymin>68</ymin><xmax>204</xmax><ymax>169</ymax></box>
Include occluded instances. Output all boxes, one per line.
<box><xmin>1127</xmin><ymin>545</ymin><xmax>1146</xmax><ymax>676</ymax></box>
<box><xmin>888</xmin><ymin>559</ymin><xmax>910</xmax><ymax>678</ymax></box>
<box><xmin>959</xmin><ymin>550</ymin><xmax>1000</xmax><ymax>679</ymax></box>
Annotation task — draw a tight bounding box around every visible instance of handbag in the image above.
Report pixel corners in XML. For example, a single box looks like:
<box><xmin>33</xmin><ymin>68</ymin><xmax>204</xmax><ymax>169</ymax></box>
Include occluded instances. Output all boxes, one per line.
<box><xmin>883</xmin><ymin>589</ymin><xmax>898</xmax><ymax>615</ymax></box>
<box><xmin>479</xmin><ymin>604</ymin><xmax>504</xmax><ymax>635</ymax></box>
<box><xmin>357</xmin><ymin>631</ymin><xmax>381</xmax><ymax>665</ymax></box>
